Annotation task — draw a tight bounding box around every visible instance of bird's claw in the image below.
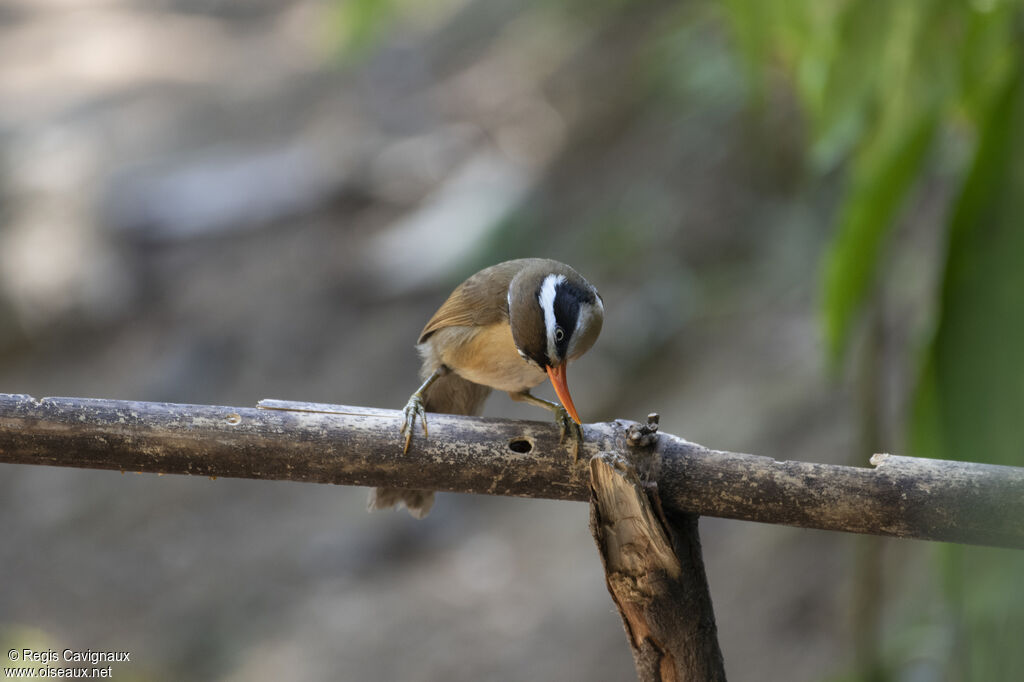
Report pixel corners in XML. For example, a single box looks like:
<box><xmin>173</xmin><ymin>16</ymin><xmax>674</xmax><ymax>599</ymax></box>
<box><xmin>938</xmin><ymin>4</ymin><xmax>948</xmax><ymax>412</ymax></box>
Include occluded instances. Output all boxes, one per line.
<box><xmin>400</xmin><ymin>393</ymin><xmax>428</xmax><ymax>454</ymax></box>
<box><xmin>554</xmin><ymin>406</ymin><xmax>583</xmax><ymax>462</ymax></box>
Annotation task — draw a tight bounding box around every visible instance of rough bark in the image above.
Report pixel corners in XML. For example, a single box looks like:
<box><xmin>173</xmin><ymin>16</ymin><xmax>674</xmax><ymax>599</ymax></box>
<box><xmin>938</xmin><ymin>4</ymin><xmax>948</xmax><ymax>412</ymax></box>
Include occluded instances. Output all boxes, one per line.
<box><xmin>1</xmin><ymin>394</ymin><xmax>1023</xmax><ymax>548</ymax></box>
<box><xmin>590</xmin><ymin>451</ymin><xmax>726</xmax><ymax>682</ymax></box>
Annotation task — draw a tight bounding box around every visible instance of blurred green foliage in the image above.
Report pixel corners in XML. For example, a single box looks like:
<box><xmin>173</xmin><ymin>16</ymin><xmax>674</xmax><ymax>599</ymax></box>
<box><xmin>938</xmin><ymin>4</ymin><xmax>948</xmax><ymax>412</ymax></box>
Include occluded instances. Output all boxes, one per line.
<box><xmin>915</xmin><ymin>61</ymin><xmax>1024</xmax><ymax>682</ymax></box>
<box><xmin>723</xmin><ymin>0</ymin><xmax>1024</xmax><ymax>679</ymax></box>
<box><xmin>722</xmin><ymin>0</ymin><xmax>1020</xmax><ymax>362</ymax></box>
<box><xmin>914</xmin><ymin>56</ymin><xmax>1024</xmax><ymax>470</ymax></box>
<box><xmin>330</xmin><ymin>0</ymin><xmax>409</xmax><ymax>57</ymax></box>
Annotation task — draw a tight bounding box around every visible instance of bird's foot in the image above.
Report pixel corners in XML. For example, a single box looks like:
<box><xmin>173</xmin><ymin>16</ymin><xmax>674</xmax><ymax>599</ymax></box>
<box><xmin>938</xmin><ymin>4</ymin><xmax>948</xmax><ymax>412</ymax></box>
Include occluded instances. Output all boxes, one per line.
<box><xmin>554</xmin><ymin>405</ymin><xmax>583</xmax><ymax>462</ymax></box>
<box><xmin>400</xmin><ymin>392</ymin><xmax>428</xmax><ymax>454</ymax></box>
<box><xmin>399</xmin><ymin>369</ymin><xmax>444</xmax><ymax>454</ymax></box>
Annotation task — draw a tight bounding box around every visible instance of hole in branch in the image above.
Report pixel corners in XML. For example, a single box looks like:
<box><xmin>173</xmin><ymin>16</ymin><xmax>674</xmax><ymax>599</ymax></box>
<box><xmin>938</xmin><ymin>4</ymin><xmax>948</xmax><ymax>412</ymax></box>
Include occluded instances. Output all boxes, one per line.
<box><xmin>508</xmin><ymin>438</ymin><xmax>533</xmax><ymax>454</ymax></box>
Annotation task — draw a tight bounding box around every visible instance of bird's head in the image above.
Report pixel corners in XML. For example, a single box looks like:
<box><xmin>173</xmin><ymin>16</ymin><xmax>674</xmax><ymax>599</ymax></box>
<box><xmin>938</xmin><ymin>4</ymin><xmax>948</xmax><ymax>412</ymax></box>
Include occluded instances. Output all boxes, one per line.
<box><xmin>508</xmin><ymin>263</ymin><xmax>603</xmax><ymax>423</ymax></box>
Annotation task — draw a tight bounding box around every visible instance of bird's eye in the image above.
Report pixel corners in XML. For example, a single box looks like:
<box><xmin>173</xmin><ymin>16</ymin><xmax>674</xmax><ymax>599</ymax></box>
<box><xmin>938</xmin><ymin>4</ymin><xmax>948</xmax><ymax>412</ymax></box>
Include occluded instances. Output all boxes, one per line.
<box><xmin>554</xmin><ymin>326</ymin><xmax>565</xmax><ymax>342</ymax></box>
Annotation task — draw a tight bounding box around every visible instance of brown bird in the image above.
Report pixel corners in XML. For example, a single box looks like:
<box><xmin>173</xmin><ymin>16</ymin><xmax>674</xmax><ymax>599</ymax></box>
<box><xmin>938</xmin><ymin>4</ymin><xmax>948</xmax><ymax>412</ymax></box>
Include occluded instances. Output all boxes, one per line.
<box><xmin>369</xmin><ymin>258</ymin><xmax>604</xmax><ymax>518</ymax></box>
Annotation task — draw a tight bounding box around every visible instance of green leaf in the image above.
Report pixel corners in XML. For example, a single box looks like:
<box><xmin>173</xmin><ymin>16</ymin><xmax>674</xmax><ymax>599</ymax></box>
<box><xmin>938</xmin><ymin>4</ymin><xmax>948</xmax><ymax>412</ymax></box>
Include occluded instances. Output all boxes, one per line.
<box><xmin>958</xmin><ymin>2</ymin><xmax>1019</xmax><ymax>123</ymax></box>
<box><xmin>914</xmin><ymin>60</ymin><xmax>1024</xmax><ymax>466</ymax></box>
<box><xmin>821</xmin><ymin>112</ymin><xmax>938</xmax><ymax>364</ymax></box>
<box><xmin>810</xmin><ymin>0</ymin><xmax>899</xmax><ymax>169</ymax></box>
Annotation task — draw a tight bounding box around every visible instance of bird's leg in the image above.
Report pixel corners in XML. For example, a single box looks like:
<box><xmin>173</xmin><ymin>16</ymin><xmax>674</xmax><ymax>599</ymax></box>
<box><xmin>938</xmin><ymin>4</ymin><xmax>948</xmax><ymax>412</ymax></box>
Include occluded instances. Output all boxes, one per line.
<box><xmin>509</xmin><ymin>390</ymin><xmax>583</xmax><ymax>461</ymax></box>
<box><xmin>401</xmin><ymin>368</ymin><xmax>443</xmax><ymax>454</ymax></box>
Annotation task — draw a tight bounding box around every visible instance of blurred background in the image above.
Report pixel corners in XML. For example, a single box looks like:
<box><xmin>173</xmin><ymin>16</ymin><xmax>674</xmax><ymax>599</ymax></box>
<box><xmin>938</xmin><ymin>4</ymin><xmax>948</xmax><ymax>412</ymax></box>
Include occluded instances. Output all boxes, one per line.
<box><xmin>1</xmin><ymin>0</ymin><xmax>1022</xmax><ymax>680</ymax></box>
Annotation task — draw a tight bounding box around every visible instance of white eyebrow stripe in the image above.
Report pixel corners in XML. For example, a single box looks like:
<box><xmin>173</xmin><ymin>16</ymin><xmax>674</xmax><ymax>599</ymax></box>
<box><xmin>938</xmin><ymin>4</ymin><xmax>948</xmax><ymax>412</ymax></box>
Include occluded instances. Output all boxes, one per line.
<box><xmin>538</xmin><ymin>274</ymin><xmax>564</xmax><ymax>364</ymax></box>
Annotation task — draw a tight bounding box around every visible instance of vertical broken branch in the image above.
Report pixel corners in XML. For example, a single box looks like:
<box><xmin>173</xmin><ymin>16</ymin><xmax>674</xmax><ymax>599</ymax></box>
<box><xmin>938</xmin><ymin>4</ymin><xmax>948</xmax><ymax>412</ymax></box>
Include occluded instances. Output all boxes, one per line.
<box><xmin>589</xmin><ymin>416</ymin><xmax>726</xmax><ymax>682</ymax></box>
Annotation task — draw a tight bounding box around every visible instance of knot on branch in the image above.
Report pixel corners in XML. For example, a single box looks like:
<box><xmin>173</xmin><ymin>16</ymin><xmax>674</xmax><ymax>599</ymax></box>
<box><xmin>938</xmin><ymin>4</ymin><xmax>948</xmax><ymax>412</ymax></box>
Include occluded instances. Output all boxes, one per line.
<box><xmin>619</xmin><ymin>413</ymin><xmax>662</xmax><ymax>486</ymax></box>
<box><xmin>626</xmin><ymin>413</ymin><xmax>660</xmax><ymax>448</ymax></box>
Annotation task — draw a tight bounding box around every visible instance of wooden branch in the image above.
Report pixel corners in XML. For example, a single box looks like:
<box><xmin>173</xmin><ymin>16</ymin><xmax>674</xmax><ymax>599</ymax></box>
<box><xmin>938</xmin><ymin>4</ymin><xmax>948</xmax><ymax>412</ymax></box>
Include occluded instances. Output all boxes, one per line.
<box><xmin>590</xmin><ymin>453</ymin><xmax>726</xmax><ymax>682</ymax></box>
<box><xmin>1</xmin><ymin>393</ymin><xmax>1023</xmax><ymax>548</ymax></box>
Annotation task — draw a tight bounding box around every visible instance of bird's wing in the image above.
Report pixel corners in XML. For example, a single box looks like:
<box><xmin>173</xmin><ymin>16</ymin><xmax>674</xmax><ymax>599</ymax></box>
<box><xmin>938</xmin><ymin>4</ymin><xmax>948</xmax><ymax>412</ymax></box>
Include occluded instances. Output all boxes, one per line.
<box><xmin>418</xmin><ymin>260</ymin><xmax>525</xmax><ymax>343</ymax></box>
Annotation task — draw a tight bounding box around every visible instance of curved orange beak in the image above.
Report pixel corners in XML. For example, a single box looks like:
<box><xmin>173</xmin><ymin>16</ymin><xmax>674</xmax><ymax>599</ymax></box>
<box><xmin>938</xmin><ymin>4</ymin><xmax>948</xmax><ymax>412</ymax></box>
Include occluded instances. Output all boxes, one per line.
<box><xmin>545</xmin><ymin>364</ymin><xmax>581</xmax><ymax>424</ymax></box>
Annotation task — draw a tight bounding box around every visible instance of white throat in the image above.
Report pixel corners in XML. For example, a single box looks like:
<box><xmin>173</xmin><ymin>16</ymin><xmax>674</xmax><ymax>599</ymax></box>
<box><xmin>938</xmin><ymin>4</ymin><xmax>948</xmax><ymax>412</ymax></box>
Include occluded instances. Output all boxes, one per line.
<box><xmin>568</xmin><ymin>294</ymin><xmax>603</xmax><ymax>360</ymax></box>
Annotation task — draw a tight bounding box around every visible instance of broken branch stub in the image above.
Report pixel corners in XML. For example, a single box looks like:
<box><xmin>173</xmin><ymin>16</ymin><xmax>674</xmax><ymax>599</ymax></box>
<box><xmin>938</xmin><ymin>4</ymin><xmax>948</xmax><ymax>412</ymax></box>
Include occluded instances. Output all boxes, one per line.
<box><xmin>590</xmin><ymin>453</ymin><xmax>726</xmax><ymax>682</ymax></box>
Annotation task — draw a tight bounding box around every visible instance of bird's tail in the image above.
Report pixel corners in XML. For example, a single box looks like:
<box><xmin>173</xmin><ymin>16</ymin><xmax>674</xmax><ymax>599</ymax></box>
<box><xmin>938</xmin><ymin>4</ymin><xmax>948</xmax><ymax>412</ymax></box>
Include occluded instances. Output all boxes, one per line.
<box><xmin>369</xmin><ymin>371</ymin><xmax>491</xmax><ymax>518</ymax></box>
